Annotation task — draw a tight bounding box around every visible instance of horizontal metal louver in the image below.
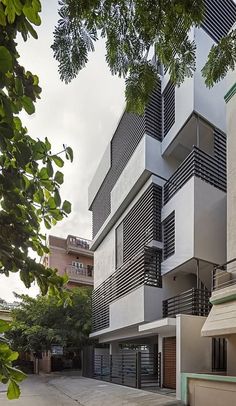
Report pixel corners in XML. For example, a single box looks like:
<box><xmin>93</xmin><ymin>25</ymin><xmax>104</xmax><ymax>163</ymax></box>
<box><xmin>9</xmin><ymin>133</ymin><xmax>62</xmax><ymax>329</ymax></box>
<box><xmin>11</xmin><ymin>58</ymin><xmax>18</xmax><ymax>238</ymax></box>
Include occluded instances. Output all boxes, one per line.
<box><xmin>92</xmin><ymin>247</ymin><xmax>162</xmax><ymax>332</ymax></box>
<box><xmin>202</xmin><ymin>0</ymin><xmax>236</xmax><ymax>43</ymax></box>
<box><xmin>163</xmin><ymin>81</ymin><xmax>175</xmax><ymax>138</ymax></box>
<box><xmin>145</xmin><ymin>82</ymin><xmax>162</xmax><ymax>141</ymax></box>
<box><xmin>163</xmin><ymin>212</ymin><xmax>175</xmax><ymax>260</ymax></box>
<box><xmin>92</xmin><ymin>85</ymin><xmax>162</xmax><ymax>238</ymax></box>
<box><xmin>214</xmin><ymin>128</ymin><xmax>227</xmax><ymax>170</ymax></box>
<box><xmin>123</xmin><ymin>183</ymin><xmax>162</xmax><ymax>263</ymax></box>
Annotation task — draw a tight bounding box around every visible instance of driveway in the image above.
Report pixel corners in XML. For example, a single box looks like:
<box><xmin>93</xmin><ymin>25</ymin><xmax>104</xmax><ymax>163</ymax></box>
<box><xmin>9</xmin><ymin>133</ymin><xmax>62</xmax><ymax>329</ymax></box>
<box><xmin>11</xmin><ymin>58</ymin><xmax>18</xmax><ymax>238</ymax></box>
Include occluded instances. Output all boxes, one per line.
<box><xmin>0</xmin><ymin>373</ymin><xmax>183</xmax><ymax>405</ymax></box>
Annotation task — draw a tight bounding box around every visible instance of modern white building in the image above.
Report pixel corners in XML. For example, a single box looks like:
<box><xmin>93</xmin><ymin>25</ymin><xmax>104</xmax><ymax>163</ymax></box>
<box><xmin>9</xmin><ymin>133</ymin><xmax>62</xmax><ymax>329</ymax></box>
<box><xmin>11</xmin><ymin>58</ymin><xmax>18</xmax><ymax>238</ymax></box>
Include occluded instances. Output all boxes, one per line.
<box><xmin>88</xmin><ymin>0</ymin><xmax>236</xmax><ymax>397</ymax></box>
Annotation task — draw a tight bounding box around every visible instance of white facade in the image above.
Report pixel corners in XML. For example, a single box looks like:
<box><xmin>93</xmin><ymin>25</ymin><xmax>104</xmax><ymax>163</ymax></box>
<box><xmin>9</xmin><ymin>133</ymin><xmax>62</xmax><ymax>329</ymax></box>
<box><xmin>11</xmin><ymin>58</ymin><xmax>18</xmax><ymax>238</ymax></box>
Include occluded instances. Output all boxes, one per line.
<box><xmin>88</xmin><ymin>11</ymin><xmax>232</xmax><ymax>397</ymax></box>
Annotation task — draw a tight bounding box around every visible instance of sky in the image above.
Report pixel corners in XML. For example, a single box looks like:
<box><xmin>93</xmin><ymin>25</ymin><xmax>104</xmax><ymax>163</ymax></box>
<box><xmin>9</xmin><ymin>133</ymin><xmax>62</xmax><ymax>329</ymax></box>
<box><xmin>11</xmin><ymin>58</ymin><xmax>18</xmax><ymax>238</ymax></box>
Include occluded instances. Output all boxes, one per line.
<box><xmin>0</xmin><ymin>0</ymin><xmax>125</xmax><ymax>301</ymax></box>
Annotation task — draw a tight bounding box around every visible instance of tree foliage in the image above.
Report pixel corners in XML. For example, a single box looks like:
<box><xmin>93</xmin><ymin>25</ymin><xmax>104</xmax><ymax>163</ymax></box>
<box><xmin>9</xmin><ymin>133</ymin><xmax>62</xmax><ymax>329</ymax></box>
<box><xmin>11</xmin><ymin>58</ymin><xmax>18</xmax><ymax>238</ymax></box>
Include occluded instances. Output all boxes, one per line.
<box><xmin>52</xmin><ymin>0</ymin><xmax>236</xmax><ymax>114</ymax></box>
<box><xmin>0</xmin><ymin>0</ymin><xmax>73</xmax><ymax>399</ymax></box>
<box><xmin>6</xmin><ymin>289</ymin><xmax>92</xmax><ymax>353</ymax></box>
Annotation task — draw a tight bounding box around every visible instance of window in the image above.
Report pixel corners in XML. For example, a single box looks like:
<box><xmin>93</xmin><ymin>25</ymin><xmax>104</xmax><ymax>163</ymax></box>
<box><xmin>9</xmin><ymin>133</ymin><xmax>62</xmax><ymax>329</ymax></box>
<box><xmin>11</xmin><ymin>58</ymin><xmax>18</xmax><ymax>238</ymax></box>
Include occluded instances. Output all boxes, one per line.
<box><xmin>115</xmin><ymin>222</ymin><xmax>123</xmax><ymax>269</ymax></box>
<box><xmin>163</xmin><ymin>212</ymin><xmax>175</xmax><ymax>260</ymax></box>
<box><xmin>72</xmin><ymin>261</ymin><xmax>83</xmax><ymax>268</ymax></box>
<box><xmin>212</xmin><ymin>338</ymin><xmax>227</xmax><ymax>372</ymax></box>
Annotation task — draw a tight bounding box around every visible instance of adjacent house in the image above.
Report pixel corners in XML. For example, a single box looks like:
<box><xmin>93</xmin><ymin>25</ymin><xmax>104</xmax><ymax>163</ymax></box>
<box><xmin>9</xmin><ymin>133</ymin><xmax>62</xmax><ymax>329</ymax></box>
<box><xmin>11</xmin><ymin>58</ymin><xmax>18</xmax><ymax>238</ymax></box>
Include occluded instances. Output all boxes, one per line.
<box><xmin>88</xmin><ymin>0</ymin><xmax>236</xmax><ymax>398</ymax></box>
<box><xmin>43</xmin><ymin>235</ymin><xmax>94</xmax><ymax>288</ymax></box>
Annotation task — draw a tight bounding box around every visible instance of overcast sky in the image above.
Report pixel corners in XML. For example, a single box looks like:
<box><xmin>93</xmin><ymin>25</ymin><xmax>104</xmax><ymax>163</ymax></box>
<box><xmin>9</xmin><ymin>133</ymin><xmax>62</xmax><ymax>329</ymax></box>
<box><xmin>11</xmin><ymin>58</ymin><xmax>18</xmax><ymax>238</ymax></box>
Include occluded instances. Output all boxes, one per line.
<box><xmin>0</xmin><ymin>0</ymin><xmax>125</xmax><ymax>301</ymax></box>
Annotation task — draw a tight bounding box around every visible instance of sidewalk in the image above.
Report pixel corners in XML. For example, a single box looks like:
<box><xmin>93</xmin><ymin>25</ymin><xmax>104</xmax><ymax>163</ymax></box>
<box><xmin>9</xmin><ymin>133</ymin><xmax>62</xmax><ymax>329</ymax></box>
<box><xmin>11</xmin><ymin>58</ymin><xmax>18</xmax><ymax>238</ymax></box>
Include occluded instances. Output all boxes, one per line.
<box><xmin>0</xmin><ymin>373</ymin><xmax>183</xmax><ymax>405</ymax></box>
<box><xmin>49</xmin><ymin>374</ymin><xmax>183</xmax><ymax>405</ymax></box>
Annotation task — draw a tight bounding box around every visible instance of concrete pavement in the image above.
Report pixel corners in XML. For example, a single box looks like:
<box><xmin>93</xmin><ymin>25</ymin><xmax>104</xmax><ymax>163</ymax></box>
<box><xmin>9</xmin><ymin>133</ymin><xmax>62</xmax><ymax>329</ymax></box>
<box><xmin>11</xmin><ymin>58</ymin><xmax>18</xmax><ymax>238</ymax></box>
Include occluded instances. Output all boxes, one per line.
<box><xmin>0</xmin><ymin>373</ymin><xmax>183</xmax><ymax>405</ymax></box>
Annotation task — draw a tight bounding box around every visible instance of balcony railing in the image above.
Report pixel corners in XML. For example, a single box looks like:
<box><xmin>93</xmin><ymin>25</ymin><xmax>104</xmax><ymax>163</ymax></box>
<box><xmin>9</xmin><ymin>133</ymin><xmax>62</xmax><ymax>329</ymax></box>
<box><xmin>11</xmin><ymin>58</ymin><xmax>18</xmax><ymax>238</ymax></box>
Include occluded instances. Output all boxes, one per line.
<box><xmin>163</xmin><ymin>146</ymin><xmax>226</xmax><ymax>205</ymax></box>
<box><xmin>66</xmin><ymin>265</ymin><xmax>94</xmax><ymax>285</ymax></box>
<box><xmin>163</xmin><ymin>288</ymin><xmax>211</xmax><ymax>318</ymax></box>
<box><xmin>212</xmin><ymin>258</ymin><xmax>236</xmax><ymax>291</ymax></box>
<box><xmin>66</xmin><ymin>235</ymin><xmax>92</xmax><ymax>255</ymax></box>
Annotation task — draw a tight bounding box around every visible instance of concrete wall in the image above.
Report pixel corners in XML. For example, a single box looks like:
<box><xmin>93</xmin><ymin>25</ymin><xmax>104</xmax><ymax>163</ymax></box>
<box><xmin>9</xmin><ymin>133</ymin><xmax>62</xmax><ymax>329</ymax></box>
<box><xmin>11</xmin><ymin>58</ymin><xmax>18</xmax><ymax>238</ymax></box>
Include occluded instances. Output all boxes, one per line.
<box><xmin>226</xmin><ymin>71</ymin><xmax>236</xmax><ymax>261</ymax></box>
<box><xmin>111</xmin><ymin>135</ymin><xmax>179</xmax><ymax>215</ymax></box>
<box><xmin>109</xmin><ymin>286</ymin><xmax>163</xmax><ymax>331</ymax></box>
<box><xmin>162</xmin><ymin>177</ymin><xmax>226</xmax><ymax>275</ymax></box>
<box><xmin>194</xmin><ymin>177</ymin><xmax>226</xmax><ymax>265</ymax></box>
<box><xmin>176</xmin><ymin>315</ymin><xmax>212</xmax><ymax>399</ymax></box>
<box><xmin>194</xmin><ymin>28</ymin><xmax>227</xmax><ymax>133</ymax></box>
<box><xmin>88</xmin><ymin>143</ymin><xmax>111</xmax><ymax>208</ymax></box>
<box><xmin>187</xmin><ymin>377</ymin><xmax>236</xmax><ymax>406</ymax></box>
<box><xmin>162</xmin><ymin>178</ymin><xmax>195</xmax><ymax>274</ymax></box>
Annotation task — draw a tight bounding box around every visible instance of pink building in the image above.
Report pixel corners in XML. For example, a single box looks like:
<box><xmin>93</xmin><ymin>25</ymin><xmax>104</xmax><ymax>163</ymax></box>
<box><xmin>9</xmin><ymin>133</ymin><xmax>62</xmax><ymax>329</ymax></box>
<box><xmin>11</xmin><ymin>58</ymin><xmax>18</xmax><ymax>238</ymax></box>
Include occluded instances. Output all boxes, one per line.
<box><xmin>44</xmin><ymin>235</ymin><xmax>94</xmax><ymax>288</ymax></box>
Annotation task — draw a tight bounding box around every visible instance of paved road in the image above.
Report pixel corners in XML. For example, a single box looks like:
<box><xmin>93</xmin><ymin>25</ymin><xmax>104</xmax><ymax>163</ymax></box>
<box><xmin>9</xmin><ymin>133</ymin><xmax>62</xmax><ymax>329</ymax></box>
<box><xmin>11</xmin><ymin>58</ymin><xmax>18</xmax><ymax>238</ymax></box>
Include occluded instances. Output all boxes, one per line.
<box><xmin>0</xmin><ymin>373</ymin><xmax>183</xmax><ymax>405</ymax></box>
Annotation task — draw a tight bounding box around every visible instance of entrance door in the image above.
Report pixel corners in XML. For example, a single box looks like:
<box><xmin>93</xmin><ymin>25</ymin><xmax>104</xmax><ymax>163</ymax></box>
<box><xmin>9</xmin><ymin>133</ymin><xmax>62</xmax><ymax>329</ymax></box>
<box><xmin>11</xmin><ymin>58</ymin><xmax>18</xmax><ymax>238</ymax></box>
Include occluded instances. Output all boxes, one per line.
<box><xmin>163</xmin><ymin>337</ymin><xmax>176</xmax><ymax>389</ymax></box>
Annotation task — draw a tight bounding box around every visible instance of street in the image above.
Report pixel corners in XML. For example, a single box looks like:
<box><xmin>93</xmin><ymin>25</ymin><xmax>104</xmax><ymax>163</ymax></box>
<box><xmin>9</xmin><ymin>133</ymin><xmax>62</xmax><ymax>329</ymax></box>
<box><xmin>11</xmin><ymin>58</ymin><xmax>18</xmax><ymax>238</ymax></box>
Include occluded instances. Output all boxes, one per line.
<box><xmin>0</xmin><ymin>373</ymin><xmax>182</xmax><ymax>405</ymax></box>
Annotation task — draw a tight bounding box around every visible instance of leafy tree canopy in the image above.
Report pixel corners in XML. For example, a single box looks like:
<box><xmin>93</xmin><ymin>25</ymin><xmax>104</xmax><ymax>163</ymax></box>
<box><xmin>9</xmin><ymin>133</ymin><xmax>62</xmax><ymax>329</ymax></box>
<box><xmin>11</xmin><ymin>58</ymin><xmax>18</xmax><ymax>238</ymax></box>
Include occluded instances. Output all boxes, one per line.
<box><xmin>0</xmin><ymin>0</ymin><xmax>73</xmax><ymax>399</ymax></box>
<box><xmin>52</xmin><ymin>0</ymin><xmax>236</xmax><ymax>114</ymax></box>
<box><xmin>6</xmin><ymin>289</ymin><xmax>92</xmax><ymax>353</ymax></box>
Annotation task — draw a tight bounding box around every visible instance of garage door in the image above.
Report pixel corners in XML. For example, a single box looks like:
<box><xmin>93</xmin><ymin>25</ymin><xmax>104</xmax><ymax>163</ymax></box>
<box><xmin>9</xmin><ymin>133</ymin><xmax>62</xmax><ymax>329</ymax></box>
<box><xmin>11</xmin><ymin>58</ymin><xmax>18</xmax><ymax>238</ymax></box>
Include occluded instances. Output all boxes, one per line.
<box><xmin>163</xmin><ymin>337</ymin><xmax>176</xmax><ymax>389</ymax></box>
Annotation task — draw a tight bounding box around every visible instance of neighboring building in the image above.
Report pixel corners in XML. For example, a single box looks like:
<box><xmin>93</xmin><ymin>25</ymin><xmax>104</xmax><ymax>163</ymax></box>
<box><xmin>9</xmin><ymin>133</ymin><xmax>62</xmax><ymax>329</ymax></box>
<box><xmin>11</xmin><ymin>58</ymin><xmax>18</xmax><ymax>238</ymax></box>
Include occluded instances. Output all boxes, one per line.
<box><xmin>44</xmin><ymin>235</ymin><xmax>94</xmax><ymax>288</ymax></box>
<box><xmin>88</xmin><ymin>0</ymin><xmax>236</xmax><ymax>398</ymax></box>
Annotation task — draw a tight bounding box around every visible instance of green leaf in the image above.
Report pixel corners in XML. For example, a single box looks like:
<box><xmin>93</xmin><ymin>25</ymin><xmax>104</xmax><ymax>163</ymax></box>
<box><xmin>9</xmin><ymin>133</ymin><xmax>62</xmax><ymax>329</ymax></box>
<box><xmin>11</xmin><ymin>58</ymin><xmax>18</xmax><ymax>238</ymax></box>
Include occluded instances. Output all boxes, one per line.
<box><xmin>62</xmin><ymin>200</ymin><xmax>71</xmax><ymax>214</ymax></box>
<box><xmin>54</xmin><ymin>171</ymin><xmax>64</xmax><ymax>185</ymax></box>
<box><xmin>48</xmin><ymin>197</ymin><xmax>56</xmax><ymax>209</ymax></box>
<box><xmin>66</xmin><ymin>146</ymin><xmax>73</xmax><ymax>162</ymax></box>
<box><xmin>15</xmin><ymin>77</ymin><xmax>23</xmax><ymax>96</ymax></box>
<box><xmin>6</xmin><ymin>367</ymin><xmax>26</xmax><ymax>383</ymax></box>
<box><xmin>0</xmin><ymin>46</ymin><xmax>13</xmax><ymax>73</ymax></box>
<box><xmin>0</xmin><ymin>4</ymin><xmax>6</xmax><ymax>26</ymax></box>
<box><xmin>7</xmin><ymin>380</ymin><xmax>20</xmax><ymax>400</ymax></box>
<box><xmin>0</xmin><ymin>319</ymin><xmax>10</xmax><ymax>333</ymax></box>
<box><xmin>23</xmin><ymin>5</ymin><xmax>41</xmax><ymax>25</ymax></box>
<box><xmin>21</xmin><ymin>96</ymin><xmax>35</xmax><ymax>115</ymax></box>
<box><xmin>7</xmin><ymin>351</ymin><xmax>19</xmax><ymax>362</ymax></box>
<box><xmin>5</xmin><ymin>2</ymin><xmax>16</xmax><ymax>24</ymax></box>
<box><xmin>54</xmin><ymin>189</ymin><xmax>61</xmax><ymax>206</ymax></box>
<box><xmin>45</xmin><ymin>137</ymin><xmax>51</xmax><ymax>151</ymax></box>
<box><xmin>39</xmin><ymin>167</ymin><xmax>49</xmax><ymax>180</ymax></box>
<box><xmin>52</xmin><ymin>155</ymin><xmax>64</xmax><ymax>168</ymax></box>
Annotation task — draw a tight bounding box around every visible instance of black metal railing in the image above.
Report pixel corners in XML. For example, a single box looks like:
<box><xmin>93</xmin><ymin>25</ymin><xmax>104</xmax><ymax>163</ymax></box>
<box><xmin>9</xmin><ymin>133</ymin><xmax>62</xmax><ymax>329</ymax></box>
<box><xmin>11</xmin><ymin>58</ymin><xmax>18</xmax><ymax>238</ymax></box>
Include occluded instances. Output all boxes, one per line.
<box><xmin>163</xmin><ymin>146</ymin><xmax>226</xmax><ymax>205</ymax></box>
<box><xmin>67</xmin><ymin>235</ymin><xmax>91</xmax><ymax>250</ymax></box>
<box><xmin>212</xmin><ymin>258</ymin><xmax>236</xmax><ymax>291</ymax></box>
<box><xmin>94</xmin><ymin>351</ymin><xmax>161</xmax><ymax>389</ymax></box>
<box><xmin>163</xmin><ymin>288</ymin><xmax>211</xmax><ymax>318</ymax></box>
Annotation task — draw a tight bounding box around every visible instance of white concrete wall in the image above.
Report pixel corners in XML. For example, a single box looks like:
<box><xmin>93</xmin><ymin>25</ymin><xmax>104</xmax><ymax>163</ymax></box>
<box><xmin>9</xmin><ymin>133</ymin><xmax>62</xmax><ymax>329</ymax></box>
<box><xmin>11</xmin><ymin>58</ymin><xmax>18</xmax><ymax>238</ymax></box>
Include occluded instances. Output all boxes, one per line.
<box><xmin>162</xmin><ymin>27</ymin><xmax>227</xmax><ymax>155</ymax></box>
<box><xmin>226</xmin><ymin>70</ymin><xmax>236</xmax><ymax>261</ymax></box>
<box><xmin>162</xmin><ymin>177</ymin><xmax>226</xmax><ymax>275</ymax></box>
<box><xmin>161</xmin><ymin>178</ymin><xmax>195</xmax><ymax>274</ymax></box>
<box><xmin>93</xmin><ymin>228</ymin><xmax>115</xmax><ymax>288</ymax></box>
<box><xmin>109</xmin><ymin>285</ymin><xmax>163</xmax><ymax>331</ymax></box>
<box><xmin>194</xmin><ymin>28</ymin><xmax>227</xmax><ymax>133</ymax></box>
<box><xmin>194</xmin><ymin>177</ymin><xmax>226</xmax><ymax>265</ymax></box>
<box><xmin>88</xmin><ymin>143</ymin><xmax>111</xmax><ymax>208</ymax></box>
<box><xmin>111</xmin><ymin>134</ymin><xmax>179</xmax><ymax>221</ymax></box>
<box><xmin>176</xmin><ymin>314</ymin><xmax>212</xmax><ymax>399</ymax></box>
<box><xmin>161</xmin><ymin>76</ymin><xmax>194</xmax><ymax>155</ymax></box>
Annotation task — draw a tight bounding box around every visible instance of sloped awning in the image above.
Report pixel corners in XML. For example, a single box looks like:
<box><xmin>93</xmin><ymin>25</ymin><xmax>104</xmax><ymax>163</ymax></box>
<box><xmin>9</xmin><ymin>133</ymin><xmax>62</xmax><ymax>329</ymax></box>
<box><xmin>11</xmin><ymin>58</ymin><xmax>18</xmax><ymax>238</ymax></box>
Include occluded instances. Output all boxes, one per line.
<box><xmin>202</xmin><ymin>285</ymin><xmax>236</xmax><ymax>337</ymax></box>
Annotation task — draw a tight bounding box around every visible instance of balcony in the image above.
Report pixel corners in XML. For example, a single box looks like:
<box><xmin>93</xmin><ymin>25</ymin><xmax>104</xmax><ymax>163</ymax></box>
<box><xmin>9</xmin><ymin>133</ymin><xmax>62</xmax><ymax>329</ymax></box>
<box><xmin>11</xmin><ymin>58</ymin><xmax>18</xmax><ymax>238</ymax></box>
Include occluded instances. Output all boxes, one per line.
<box><xmin>212</xmin><ymin>258</ymin><xmax>236</xmax><ymax>292</ymax></box>
<box><xmin>92</xmin><ymin>247</ymin><xmax>162</xmax><ymax>332</ymax></box>
<box><xmin>163</xmin><ymin>146</ymin><xmax>226</xmax><ymax>205</ymax></box>
<box><xmin>163</xmin><ymin>288</ymin><xmax>211</xmax><ymax>318</ymax></box>
<box><xmin>66</xmin><ymin>235</ymin><xmax>93</xmax><ymax>257</ymax></box>
<box><xmin>66</xmin><ymin>265</ymin><xmax>94</xmax><ymax>286</ymax></box>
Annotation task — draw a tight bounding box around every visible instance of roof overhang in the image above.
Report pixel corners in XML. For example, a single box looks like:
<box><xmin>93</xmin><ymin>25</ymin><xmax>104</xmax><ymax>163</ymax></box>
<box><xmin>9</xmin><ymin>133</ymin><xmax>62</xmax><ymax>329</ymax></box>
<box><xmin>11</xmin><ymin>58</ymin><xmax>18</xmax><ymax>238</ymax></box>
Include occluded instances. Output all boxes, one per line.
<box><xmin>139</xmin><ymin>317</ymin><xmax>176</xmax><ymax>335</ymax></box>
